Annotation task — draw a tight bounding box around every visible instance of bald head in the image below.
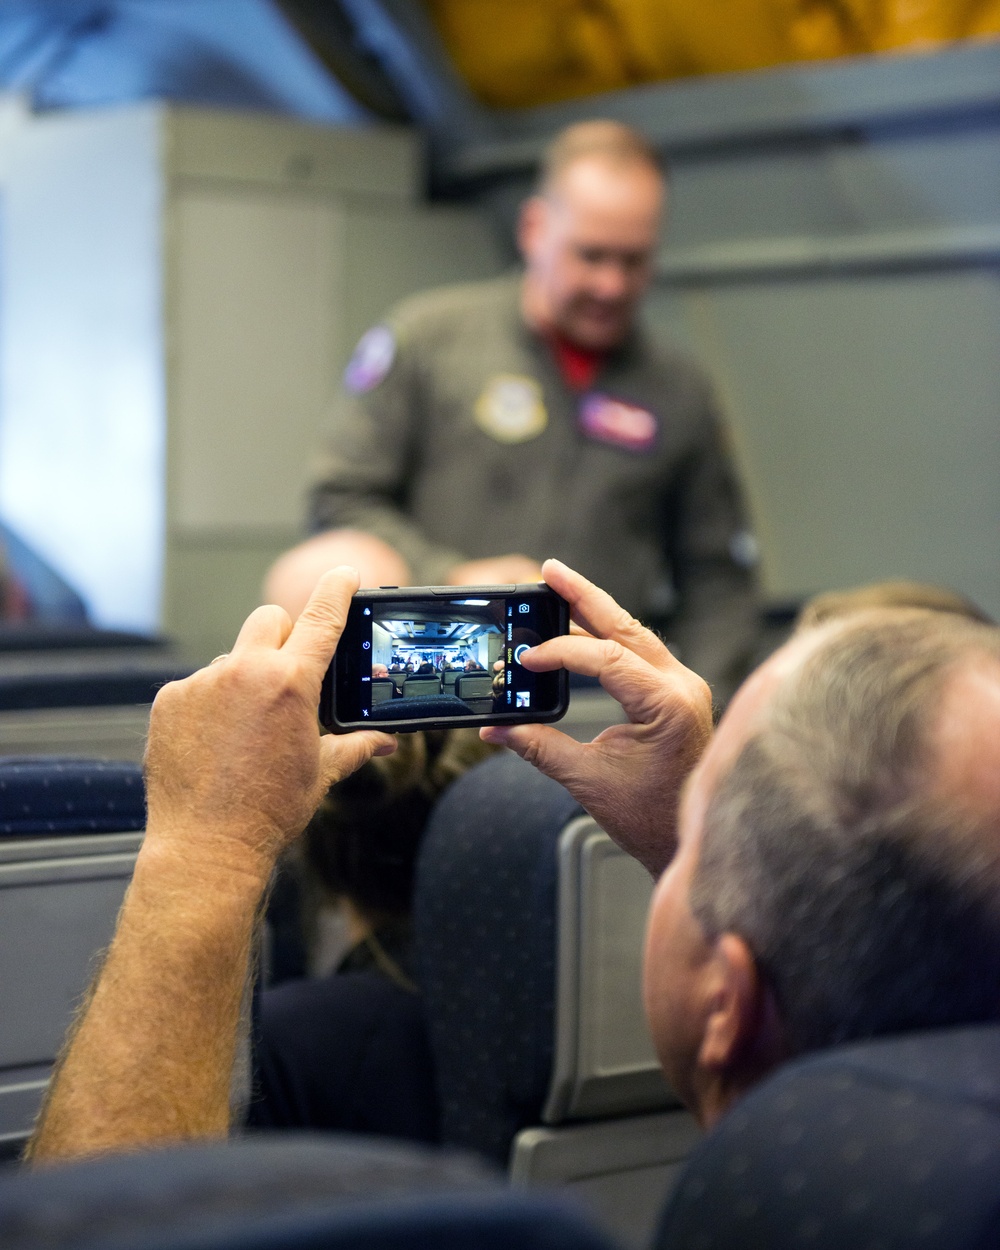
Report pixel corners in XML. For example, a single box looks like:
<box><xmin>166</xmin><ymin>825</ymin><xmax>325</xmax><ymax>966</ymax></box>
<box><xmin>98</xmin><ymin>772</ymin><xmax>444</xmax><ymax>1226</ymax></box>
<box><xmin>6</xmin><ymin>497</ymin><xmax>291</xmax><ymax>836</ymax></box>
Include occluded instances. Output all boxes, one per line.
<box><xmin>929</xmin><ymin>654</ymin><xmax>1000</xmax><ymax>825</ymax></box>
<box><xmin>537</xmin><ymin>120</ymin><xmax>664</xmax><ymax>198</ymax></box>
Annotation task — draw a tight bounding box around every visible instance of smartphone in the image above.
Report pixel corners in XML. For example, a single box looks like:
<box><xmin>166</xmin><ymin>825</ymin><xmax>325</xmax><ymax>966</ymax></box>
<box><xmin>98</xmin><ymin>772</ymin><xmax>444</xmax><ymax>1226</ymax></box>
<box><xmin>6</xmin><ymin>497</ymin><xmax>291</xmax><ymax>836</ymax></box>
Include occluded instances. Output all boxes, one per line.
<box><xmin>321</xmin><ymin>583</ymin><xmax>570</xmax><ymax>733</ymax></box>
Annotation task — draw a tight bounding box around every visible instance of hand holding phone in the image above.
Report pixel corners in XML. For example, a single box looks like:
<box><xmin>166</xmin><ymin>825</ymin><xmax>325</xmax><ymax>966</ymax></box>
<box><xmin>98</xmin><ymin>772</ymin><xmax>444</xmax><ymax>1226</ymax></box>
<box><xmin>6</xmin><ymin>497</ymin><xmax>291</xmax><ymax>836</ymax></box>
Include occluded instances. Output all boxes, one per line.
<box><xmin>320</xmin><ymin>583</ymin><xmax>569</xmax><ymax>733</ymax></box>
<box><xmin>481</xmin><ymin>558</ymin><xmax>714</xmax><ymax>876</ymax></box>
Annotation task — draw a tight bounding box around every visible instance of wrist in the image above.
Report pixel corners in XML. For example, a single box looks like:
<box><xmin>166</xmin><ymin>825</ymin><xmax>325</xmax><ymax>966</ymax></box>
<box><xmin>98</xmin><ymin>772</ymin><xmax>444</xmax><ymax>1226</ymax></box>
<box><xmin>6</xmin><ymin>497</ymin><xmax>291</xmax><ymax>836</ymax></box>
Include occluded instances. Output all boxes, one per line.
<box><xmin>135</xmin><ymin>823</ymin><xmax>275</xmax><ymax>907</ymax></box>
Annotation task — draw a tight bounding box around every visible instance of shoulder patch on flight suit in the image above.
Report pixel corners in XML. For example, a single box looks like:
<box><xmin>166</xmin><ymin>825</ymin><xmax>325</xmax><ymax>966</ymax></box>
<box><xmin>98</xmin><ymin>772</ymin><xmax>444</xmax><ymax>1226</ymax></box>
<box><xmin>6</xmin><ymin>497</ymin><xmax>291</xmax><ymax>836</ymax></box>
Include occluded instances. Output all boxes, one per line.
<box><xmin>578</xmin><ymin>393</ymin><xmax>658</xmax><ymax>453</ymax></box>
<box><xmin>344</xmin><ymin>325</ymin><xmax>396</xmax><ymax>393</ymax></box>
<box><xmin>474</xmin><ymin>375</ymin><xmax>548</xmax><ymax>444</ymax></box>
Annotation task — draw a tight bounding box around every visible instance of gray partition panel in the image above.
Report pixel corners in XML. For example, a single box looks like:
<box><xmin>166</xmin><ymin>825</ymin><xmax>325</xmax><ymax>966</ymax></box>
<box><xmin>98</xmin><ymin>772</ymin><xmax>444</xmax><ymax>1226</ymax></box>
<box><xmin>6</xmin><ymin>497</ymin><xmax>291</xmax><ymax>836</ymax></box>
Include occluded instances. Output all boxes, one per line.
<box><xmin>0</xmin><ymin>705</ymin><xmax>151</xmax><ymax>761</ymax></box>
<box><xmin>0</xmin><ymin>833</ymin><xmax>141</xmax><ymax>1142</ymax></box>
<box><xmin>546</xmin><ymin>819</ymin><xmax>674</xmax><ymax>1124</ymax></box>
<box><xmin>673</xmin><ymin>271</ymin><xmax>1000</xmax><ymax>614</ymax></box>
<box><xmin>511</xmin><ymin>1109</ymin><xmax>702</xmax><ymax>1250</ymax></box>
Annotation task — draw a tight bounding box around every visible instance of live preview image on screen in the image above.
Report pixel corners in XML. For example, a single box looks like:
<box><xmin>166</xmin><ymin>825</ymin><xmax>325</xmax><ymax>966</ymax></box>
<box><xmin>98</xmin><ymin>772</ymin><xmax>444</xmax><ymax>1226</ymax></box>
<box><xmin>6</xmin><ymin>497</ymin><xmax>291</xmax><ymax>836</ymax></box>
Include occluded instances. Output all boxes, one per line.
<box><xmin>350</xmin><ymin>592</ymin><xmax>559</xmax><ymax>723</ymax></box>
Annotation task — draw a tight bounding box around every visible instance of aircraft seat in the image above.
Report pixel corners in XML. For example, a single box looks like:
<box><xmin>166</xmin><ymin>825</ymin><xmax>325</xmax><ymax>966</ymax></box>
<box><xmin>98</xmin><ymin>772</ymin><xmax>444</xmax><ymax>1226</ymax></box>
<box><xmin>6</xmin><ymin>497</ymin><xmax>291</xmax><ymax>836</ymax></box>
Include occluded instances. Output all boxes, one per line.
<box><xmin>453</xmin><ymin>672</ymin><xmax>494</xmax><ymax>713</ymax></box>
<box><xmin>655</xmin><ymin>1023</ymin><xmax>1000</xmax><ymax>1250</ymax></box>
<box><xmin>0</xmin><ymin>756</ymin><xmax>145</xmax><ymax>1156</ymax></box>
<box><xmin>370</xmin><ymin>694</ymin><xmax>471</xmax><ymax>721</ymax></box>
<box><xmin>402</xmin><ymin>676</ymin><xmax>441</xmax><ymax>698</ymax></box>
<box><xmin>414</xmin><ymin>752</ymin><xmax>700</xmax><ymax>1250</ymax></box>
<box><xmin>371</xmin><ymin>677</ymin><xmax>396</xmax><ymax>704</ymax></box>
<box><xmin>0</xmin><ymin>648</ymin><xmax>194</xmax><ymax>762</ymax></box>
<box><xmin>0</xmin><ymin>1133</ymin><xmax>617</xmax><ymax>1250</ymax></box>
<box><xmin>0</xmin><ymin>653</ymin><xmax>194</xmax><ymax>711</ymax></box>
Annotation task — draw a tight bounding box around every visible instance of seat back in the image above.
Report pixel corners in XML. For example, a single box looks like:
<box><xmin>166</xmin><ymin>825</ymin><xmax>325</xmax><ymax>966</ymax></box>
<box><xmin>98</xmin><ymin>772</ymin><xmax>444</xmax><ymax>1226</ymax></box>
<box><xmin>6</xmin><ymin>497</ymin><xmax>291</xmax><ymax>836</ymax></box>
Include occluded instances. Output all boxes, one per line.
<box><xmin>0</xmin><ymin>705</ymin><xmax>153</xmax><ymax>762</ymax></box>
<box><xmin>453</xmin><ymin>672</ymin><xmax>494</xmax><ymax>712</ymax></box>
<box><xmin>656</xmin><ymin>1024</ymin><xmax>1000</xmax><ymax>1250</ymax></box>
<box><xmin>543</xmin><ymin>818</ymin><xmax>676</xmax><ymax>1123</ymax></box>
<box><xmin>415</xmin><ymin>753</ymin><xmax>579</xmax><ymax>1164</ymax></box>
<box><xmin>510</xmin><ymin>817</ymin><xmax>698</xmax><ymax>1248</ymax></box>
<box><xmin>0</xmin><ymin>651</ymin><xmax>194</xmax><ymax>711</ymax></box>
<box><xmin>402</xmin><ymin>675</ymin><xmax>441</xmax><ymax>698</ymax></box>
<box><xmin>371</xmin><ymin>677</ymin><xmax>396</xmax><ymax>704</ymax></box>
<box><xmin>0</xmin><ymin>1133</ymin><xmax>617</xmax><ymax>1250</ymax></box>
<box><xmin>415</xmin><ymin>753</ymin><xmax>698</xmax><ymax>1249</ymax></box>
<box><xmin>371</xmin><ymin>694</ymin><xmax>473</xmax><ymax>723</ymax></box>
<box><xmin>0</xmin><ymin>757</ymin><xmax>145</xmax><ymax>1155</ymax></box>
<box><xmin>0</xmin><ymin>648</ymin><xmax>194</xmax><ymax>761</ymax></box>
<box><xmin>442</xmin><ymin>669</ymin><xmax>460</xmax><ymax>694</ymax></box>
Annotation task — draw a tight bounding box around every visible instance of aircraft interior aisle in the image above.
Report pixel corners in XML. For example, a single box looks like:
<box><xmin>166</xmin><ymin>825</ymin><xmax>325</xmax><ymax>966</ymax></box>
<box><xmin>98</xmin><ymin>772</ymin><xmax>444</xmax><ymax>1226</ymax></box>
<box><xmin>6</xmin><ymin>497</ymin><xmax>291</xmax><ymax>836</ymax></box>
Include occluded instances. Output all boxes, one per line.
<box><xmin>0</xmin><ymin>6</ymin><xmax>998</xmax><ymax>1250</ymax></box>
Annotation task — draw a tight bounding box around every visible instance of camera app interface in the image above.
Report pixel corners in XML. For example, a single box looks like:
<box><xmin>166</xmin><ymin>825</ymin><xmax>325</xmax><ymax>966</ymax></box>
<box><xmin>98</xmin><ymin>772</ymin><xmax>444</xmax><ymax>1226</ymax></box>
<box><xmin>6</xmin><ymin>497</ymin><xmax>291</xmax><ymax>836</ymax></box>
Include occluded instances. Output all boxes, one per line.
<box><xmin>354</xmin><ymin>595</ymin><xmax>554</xmax><ymax>722</ymax></box>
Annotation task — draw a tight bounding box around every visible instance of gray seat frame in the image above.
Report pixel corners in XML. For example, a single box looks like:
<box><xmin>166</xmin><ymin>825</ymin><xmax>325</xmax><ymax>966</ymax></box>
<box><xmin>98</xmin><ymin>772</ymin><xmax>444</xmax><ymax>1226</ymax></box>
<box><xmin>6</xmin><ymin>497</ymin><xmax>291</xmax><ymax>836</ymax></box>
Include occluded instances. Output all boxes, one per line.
<box><xmin>0</xmin><ymin>830</ymin><xmax>142</xmax><ymax>1152</ymax></box>
<box><xmin>509</xmin><ymin>815</ymin><xmax>700</xmax><ymax>1249</ymax></box>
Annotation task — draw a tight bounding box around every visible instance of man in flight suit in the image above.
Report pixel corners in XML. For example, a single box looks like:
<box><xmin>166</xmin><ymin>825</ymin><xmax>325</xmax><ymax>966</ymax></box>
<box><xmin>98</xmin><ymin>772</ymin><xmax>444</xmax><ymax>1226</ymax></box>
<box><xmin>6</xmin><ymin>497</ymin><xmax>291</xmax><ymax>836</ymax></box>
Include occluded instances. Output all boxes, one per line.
<box><xmin>267</xmin><ymin>121</ymin><xmax>759</xmax><ymax>694</ymax></box>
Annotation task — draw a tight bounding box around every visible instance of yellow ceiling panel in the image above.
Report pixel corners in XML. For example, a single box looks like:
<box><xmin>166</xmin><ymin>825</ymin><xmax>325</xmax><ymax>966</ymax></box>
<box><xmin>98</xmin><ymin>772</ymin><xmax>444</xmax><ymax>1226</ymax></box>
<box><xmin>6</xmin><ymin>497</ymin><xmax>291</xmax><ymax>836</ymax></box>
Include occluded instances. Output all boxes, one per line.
<box><xmin>422</xmin><ymin>0</ymin><xmax>1000</xmax><ymax>109</ymax></box>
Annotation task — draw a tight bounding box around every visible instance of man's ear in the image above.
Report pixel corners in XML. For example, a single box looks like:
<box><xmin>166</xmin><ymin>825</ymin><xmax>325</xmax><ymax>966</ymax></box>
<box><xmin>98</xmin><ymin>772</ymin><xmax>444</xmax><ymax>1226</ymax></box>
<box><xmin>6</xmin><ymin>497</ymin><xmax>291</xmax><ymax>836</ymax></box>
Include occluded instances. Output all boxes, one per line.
<box><xmin>698</xmin><ymin>933</ymin><xmax>778</xmax><ymax>1075</ymax></box>
<box><xmin>517</xmin><ymin>195</ymin><xmax>547</xmax><ymax>262</ymax></box>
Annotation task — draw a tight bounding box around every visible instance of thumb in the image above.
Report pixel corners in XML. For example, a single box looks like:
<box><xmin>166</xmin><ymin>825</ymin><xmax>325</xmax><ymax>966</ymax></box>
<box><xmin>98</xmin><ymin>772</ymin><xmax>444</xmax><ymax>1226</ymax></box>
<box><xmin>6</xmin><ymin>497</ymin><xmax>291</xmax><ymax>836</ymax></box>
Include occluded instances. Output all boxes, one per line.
<box><xmin>318</xmin><ymin>730</ymin><xmax>397</xmax><ymax>789</ymax></box>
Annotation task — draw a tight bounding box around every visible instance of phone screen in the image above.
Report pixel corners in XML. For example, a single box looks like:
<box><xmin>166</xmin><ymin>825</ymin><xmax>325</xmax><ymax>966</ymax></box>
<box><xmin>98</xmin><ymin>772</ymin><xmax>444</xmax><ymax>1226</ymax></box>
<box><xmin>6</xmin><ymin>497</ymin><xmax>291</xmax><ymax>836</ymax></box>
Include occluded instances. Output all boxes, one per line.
<box><xmin>322</xmin><ymin>584</ymin><xmax>569</xmax><ymax>732</ymax></box>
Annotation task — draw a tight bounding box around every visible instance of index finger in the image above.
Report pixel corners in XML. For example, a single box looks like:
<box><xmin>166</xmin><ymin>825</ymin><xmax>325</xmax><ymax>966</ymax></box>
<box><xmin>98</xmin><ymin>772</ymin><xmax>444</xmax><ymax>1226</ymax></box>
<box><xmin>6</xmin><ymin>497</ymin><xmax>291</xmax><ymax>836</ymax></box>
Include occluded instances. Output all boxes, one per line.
<box><xmin>281</xmin><ymin>565</ymin><xmax>360</xmax><ymax>673</ymax></box>
<box><xmin>542</xmin><ymin>558</ymin><xmax>676</xmax><ymax>672</ymax></box>
<box><xmin>519</xmin><ymin>633</ymin><xmax>683</xmax><ymax>725</ymax></box>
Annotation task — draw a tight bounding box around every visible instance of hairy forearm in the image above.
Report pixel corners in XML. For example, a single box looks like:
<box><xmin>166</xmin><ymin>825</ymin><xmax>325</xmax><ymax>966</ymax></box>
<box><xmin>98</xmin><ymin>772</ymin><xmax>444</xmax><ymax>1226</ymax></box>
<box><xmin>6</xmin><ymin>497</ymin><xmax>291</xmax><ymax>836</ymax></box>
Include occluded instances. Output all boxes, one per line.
<box><xmin>27</xmin><ymin>838</ymin><xmax>267</xmax><ymax>1164</ymax></box>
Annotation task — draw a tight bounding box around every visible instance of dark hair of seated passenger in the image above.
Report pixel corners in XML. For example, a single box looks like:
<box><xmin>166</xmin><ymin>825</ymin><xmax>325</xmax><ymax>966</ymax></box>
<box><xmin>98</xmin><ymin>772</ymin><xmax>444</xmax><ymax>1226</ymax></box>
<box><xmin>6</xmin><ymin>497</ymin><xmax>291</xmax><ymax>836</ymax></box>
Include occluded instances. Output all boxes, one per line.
<box><xmin>304</xmin><ymin>729</ymin><xmax>495</xmax><ymax>925</ymax></box>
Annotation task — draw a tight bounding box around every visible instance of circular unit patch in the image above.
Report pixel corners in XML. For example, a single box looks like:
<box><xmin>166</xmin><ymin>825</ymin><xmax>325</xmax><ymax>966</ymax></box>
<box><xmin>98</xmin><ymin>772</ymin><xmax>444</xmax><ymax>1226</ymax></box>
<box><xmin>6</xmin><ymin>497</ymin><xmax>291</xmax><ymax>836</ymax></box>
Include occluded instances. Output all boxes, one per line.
<box><xmin>474</xmin><ymin>374</ymin><xmax>548</xmax><ymax>444</ymax></box>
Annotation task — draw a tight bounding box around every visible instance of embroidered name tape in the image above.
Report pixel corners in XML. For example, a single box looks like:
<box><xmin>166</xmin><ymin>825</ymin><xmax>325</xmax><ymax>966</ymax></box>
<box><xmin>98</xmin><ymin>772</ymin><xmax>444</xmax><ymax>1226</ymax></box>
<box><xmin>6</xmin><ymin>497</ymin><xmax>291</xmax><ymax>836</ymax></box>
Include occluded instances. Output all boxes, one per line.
<box><xmin>475</xmin><ymin>375</ymin><xmax>548</xmax><ymax>443</ymax></box>
<box><xmin>344</xmin><ymin>325</ymin><xmax>396</xmax><ymax>394</ymax></box>
<box><xmin>579</xmin><ymin>393</ymin><xmax>658</xmax><ymax>453</ymax></box>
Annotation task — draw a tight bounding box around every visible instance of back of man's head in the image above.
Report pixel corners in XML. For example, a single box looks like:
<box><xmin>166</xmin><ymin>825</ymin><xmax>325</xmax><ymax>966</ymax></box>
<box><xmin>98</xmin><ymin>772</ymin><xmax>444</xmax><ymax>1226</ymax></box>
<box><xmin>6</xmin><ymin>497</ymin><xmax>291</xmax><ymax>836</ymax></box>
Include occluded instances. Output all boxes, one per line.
<box><xmin>691</xmin><ymin>609</ymin><xmax>1000</xmax><ymax>1057</ymax></box>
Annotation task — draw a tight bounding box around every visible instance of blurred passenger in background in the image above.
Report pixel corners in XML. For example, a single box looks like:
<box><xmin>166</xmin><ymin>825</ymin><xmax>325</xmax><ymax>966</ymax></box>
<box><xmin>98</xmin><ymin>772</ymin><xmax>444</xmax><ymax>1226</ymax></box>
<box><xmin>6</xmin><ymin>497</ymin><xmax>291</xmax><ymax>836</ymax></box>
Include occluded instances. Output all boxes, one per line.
<box><xmin>0</xmin><ymin>523</ymin><xmax>89</xmax><ymax>625</ymax></box>
<box><xmin>268</xmin><ymin>119</ymin><xmax>759</xmax><ymax>700</ymax></box>
<box><xmin>248</xmin><ymin>729</ymin><xmax>495</xmax><ymax>1142</ymax></box>
<box><xmin>0</xmin><ymin>541</ymin><xmax>30</xmax><ymax>622</ymax></box>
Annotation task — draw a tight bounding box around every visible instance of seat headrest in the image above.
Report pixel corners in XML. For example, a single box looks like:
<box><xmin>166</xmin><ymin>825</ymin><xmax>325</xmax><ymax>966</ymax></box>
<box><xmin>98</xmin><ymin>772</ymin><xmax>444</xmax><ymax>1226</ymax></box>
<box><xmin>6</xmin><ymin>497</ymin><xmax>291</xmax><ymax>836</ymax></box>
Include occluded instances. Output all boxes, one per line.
<box><xmin>370</xmin><ymin>694</ymin><xmax>470</xmax><ymax>721</ymax></box>
<box><xmin>0</xmin><ymin>756</ymin><xmax>145</xmax><ymax>835</ymax></box>
<box><xmin>656</xmin><ymin>1024</ymin><xmax>1000</xmax><ymax>1249</ymax></box>
<box><xmin>415</xmin><ymin>752</ymin><xmax>582</xmax><ymax>1163</ymax></box>
<box><xmin>0</xmin><ymin>1134</ymin><xmax>614</xmax><ymax>1250</ymax></box>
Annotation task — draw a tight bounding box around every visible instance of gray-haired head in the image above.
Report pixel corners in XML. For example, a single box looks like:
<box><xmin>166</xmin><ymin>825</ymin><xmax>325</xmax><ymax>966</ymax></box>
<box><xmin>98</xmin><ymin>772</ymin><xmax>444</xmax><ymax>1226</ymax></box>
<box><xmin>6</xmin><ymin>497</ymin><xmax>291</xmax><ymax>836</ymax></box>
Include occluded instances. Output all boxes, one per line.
<box><xmin>690</xmin><ymin>608</ymin><xmax>1000</xmax><ymax>1056</ymax></box>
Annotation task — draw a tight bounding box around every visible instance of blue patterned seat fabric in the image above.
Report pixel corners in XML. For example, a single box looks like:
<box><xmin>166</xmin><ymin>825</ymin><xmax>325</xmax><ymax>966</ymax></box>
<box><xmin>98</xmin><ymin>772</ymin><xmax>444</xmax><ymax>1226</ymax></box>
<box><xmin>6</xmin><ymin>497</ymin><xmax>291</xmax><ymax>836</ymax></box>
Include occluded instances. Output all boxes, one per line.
<box><xmin>656</xmin><ymin>1023</ymin><xmax>1000</xmax><ymax>1249</ymax></box>
<box><xmin>370</xmin><ymin>694</ymin><xmax>472</xmax><ymax>721</ymax></box>
<box><xmin>414</xmin><ymin>751</ymin><xmax>583</xmax><ymax>1165</ymax></box>
<box><xmin>0</xmin><ymin>756</ymin><xmax>145</xmax><ymax>835</ymax></box>
<box><xmin>0</xmin><ymin>1132</ymin><xmax>616</xmax><ymax>1250</ymax></box>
